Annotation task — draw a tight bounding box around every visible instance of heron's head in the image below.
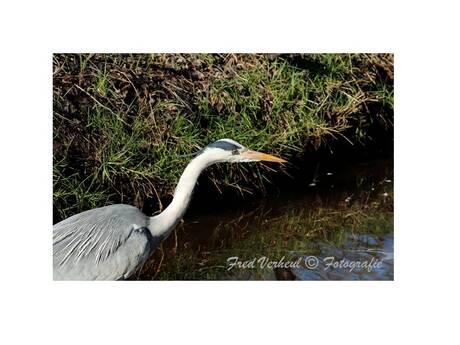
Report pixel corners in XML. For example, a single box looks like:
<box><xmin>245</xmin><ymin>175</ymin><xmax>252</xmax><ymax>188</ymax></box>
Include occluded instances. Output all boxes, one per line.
<box><xmin>199</xmin><ymin>139</ymin><xmax>286</xmax><ymax>164</ymax></box>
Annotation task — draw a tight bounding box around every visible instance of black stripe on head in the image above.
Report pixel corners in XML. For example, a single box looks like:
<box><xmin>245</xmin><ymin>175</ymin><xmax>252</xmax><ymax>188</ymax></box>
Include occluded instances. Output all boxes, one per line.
<box><xmin>206</xmin><ymin>139</ymin><xmax>243</xmax><ymax>152</ymax></box>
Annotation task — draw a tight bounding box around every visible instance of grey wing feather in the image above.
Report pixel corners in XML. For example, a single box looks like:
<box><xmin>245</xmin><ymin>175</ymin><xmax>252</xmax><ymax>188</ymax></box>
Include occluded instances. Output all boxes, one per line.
<box><xmin>53</xmin><ymin>204</ymin><xmax>159</xmax><ymax>280</ymax></box>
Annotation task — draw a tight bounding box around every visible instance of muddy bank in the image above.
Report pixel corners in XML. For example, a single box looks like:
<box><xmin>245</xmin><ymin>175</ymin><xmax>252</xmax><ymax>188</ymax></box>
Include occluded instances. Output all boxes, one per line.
<box><xmin>53</xmin><ymin>53</ymin><xmax>393</xmax><ymax>222</ymax></box>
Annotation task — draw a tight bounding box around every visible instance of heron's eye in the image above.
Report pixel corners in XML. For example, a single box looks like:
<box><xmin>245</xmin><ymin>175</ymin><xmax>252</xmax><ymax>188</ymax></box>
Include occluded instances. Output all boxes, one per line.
<box><xmin>232</xmin><ymin>149</ymin><xmax>239</xmax><ymax>155</ymax></box>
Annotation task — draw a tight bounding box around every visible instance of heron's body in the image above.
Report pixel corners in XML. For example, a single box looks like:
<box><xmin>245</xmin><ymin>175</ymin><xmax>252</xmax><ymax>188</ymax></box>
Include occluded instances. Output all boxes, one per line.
<box><xmin>53</xmin><ymin>139</ymin><xmax>285</xmax><ymax>280</ymax></box>
<box><xmin>53</xmin><ymin>205</ymin><xmax>159</xmax><ymax>280</ymax></box>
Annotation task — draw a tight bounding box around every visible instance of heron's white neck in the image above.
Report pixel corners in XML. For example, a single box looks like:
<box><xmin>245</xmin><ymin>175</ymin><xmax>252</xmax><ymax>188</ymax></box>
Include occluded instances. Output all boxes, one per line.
<box><xmin>148</xmin><ymin>151</ymin><xmax>217</xmax><ymax>239</ymax></box>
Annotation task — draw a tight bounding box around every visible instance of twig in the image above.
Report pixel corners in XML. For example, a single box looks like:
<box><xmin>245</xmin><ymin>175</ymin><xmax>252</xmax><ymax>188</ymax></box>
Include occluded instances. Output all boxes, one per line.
<box><xmin>74</xmin><ymin>84</ymin><xmax>128</xmax><ymax>125</ymax></box>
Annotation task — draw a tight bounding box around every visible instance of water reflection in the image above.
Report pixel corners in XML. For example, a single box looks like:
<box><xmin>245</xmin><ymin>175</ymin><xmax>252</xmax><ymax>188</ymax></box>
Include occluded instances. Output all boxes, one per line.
<box><xmin>289</xmin><ymin>233</ymin><xmax>394</xmax><ymax>280</ymax></box>
<box><xmin>134</xmin><ymin>159</ymin><xmax>393</xmax><ymax>280</ymax></box>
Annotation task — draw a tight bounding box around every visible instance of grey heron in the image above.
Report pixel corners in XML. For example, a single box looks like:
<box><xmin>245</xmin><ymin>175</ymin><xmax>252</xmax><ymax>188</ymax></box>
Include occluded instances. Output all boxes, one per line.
<box><xmin>53</xmin><ymin>139</ymin><xmax>286</xmax><ymax>280</ymax></box>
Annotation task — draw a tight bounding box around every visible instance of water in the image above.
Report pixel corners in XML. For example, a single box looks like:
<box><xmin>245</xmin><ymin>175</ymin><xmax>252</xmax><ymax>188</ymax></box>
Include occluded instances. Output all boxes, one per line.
<box><xmin>287</xmin><ymin>233</ymin><xmax>394</xmax><ymax>280</ymax></box>
<box><xmin>134</xmin><ymin>159</ymin><xmax>393</xmax><ymax>280</ymax></box>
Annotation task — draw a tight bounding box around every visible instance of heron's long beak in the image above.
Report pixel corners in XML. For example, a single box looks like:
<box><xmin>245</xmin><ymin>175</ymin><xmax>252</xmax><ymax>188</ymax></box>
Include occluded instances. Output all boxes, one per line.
<box><xmin>242</xmin><ymin>150</ymin><xmax>287</xmax><ymax>163</ymax></box>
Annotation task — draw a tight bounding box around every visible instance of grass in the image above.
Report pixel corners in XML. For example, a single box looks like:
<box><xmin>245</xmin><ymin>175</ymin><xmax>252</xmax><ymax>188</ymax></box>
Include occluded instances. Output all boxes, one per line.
<box><xmin>53</xmin><ymin>53</ymin><xmax>393</xmax><ymax>222</ymax></box>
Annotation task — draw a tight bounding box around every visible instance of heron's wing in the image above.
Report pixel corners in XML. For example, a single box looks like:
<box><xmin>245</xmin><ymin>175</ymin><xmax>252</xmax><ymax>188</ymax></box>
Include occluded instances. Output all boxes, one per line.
<box><xmin>53</xmin><ymin>206</ymin><xmax>158</xmax><ymax>280</ymax></box>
